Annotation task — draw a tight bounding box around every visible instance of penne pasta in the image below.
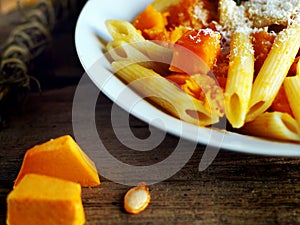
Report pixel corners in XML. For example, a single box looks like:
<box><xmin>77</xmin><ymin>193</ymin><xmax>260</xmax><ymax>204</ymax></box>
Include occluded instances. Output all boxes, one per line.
<box><xmin>241</xmin><ymin>112</ymin><xmax>300</xmax><ymax>142</ymax></box>
<box><xmin>106</xmin><ymin>40</ymin><xmax>151</xmax><ymax>62</ymax></box>
<box><xmin>105</xmin><ymin>20</ymin><xmax>173</xmax><ymax>65</ymax></box>
<box><xmin>105</xmin><ymin>20</ymin><xmax>145</xmax><ymax>43</ymax></box>
<box><xmin>225</xmin><ymin>32</ymin><xmax>254</xmax><ymax>128</ymax></box>
<box><xmin>246</xmin><ymin>22</ymin><xmax>300</xmax><ymax>122</ymax></box>
<box><xmin>284</xmin><ymin>76</ymin><xmax>300</xmax><ymax>126</ymax></box>
<box><xmin>111</xmin><ymin>60</ymin><xmax>220</xmax><ymax>126</ymax></box>
<box><xmin>192</xmin><ymin>74</ymin><xmax>225</xmax><ymax>119</ymax></box>
<box><xmin>106</xmin><ymin>40</ymin><xmax>169</xmax><ymax>74</ymax></box>
<box><xmin>103</xmin><ymin>0</ymin><xmax>300</xmax><ymax>143</ymax></box>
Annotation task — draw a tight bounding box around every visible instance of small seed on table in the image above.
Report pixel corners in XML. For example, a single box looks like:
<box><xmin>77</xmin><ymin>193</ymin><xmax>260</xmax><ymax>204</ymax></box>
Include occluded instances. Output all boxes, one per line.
<box><xmin>124</xmin><ymin>185</ymin><xmax>150</xmax><ymax>214</ymax></box>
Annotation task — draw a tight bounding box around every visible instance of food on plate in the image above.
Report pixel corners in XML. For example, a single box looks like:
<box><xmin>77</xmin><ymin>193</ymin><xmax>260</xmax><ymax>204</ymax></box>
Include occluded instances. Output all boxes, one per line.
<box><xmin>111</xmin><ymin>60</ymin><xmax>219</xmax><ymax>126</ymax></box>
<box><xmin>104</xmin><ymin>0</ymin><xmax>300</xmax><ymax>142</ymax></box>
<box><xmin>124</xmin><ymin>184</ymin><xmax>151</xmax><ymax>214</ymax></box>
<box><xmin>241</xmin><ymin>112</ymin><xmax>300</xmax><ymax>141</ymax></box>
<box><xmin>14</xmin><ymin>135</ymin><xmax>100</xmax><ymax>187</ymax></box>
<box><xmin>7</xmin><ymin>174</ymin><xmax>85</xmax><ymax>225</ymax></box>
<box><xmin>224</xmin><ymin>32</ymin><xmax>254</xmax><ymax>128</ymax></box>
<box><xmin>169</xmin><ymin>28</ymin><xmax>222</xmax><ymax>74</ymax></box>
<box><xmin>284</xmin><ymin>75</ymin><xmax>300</xmax><ymax>126</ymax></box>
<box><xmin>245</xmin><ymin>22</ymin><xmax>300</xmax><ymax>122</ymax></box>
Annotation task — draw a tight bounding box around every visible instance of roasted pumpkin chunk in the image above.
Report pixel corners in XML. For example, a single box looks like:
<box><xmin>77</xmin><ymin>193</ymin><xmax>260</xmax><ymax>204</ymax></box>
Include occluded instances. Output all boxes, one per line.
<box><xmin>14</xmin><ymin>135</ymin><xmax>100</xmax><ymax>187</ymax></box>
<box><xmin>7</xmin><ymin>174</ymin><xmax>85</xmax><ymax>225</ymax></box>
<box><xmin>170</xmin><ymin>28</ymin><xmax>221</xmax><ymax>74</ymax></box>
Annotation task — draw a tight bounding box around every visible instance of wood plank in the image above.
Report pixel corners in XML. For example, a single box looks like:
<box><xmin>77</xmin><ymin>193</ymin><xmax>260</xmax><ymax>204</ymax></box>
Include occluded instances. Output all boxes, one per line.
<box><xmin>1</xmin><ymin>85</ymin><xmax>300</xmax><ymax>224</ymax></box>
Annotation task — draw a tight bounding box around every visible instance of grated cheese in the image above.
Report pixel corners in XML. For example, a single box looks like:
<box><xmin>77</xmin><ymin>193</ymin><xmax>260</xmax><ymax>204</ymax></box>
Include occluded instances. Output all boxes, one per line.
<box><xmin>193</xmin><ymin>1</ymin><xmax>209</xmax><ymax>26</ymax></box>
<box><xmin>244</xmin><ymin>0</ymin><xmax>300</xmax><ymax>27</ymax></box>
<box><xmin>188</xmin><ymin>28</ymin><xmax>220</xmax><ymax>44</ymax></box>
<box><xmin>208</xmin><ymin>0</ymin><xmax>300</xmax><ymax>51</ymax></box>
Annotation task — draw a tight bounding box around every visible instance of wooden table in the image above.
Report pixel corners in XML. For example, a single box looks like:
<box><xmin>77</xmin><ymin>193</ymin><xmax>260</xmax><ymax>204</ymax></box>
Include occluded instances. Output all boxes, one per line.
<box><xmin>1</xmin><ymin>9</ymin><xmax>300</xmax><ymax>225</ymax></box>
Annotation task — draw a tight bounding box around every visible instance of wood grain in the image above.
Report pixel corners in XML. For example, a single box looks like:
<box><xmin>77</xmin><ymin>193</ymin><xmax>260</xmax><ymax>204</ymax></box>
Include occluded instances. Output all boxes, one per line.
<box><xmin>1</xmin><ymin>85</ymin><xmax>300</xmax><ymax>225</ymax></box>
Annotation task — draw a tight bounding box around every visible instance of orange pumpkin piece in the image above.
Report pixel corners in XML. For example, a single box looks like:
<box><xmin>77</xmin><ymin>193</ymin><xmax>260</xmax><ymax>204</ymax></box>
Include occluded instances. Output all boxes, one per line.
<box><xmin>170</xmin><ymin>28</ymin><xmax>221</xmax><ymax>75</ymax></box>
<box><xmin>133</xmin><ymin>4</ymin><xmax>166</xmax><ymax>31</ymax></box>
<box><xmin>14</xmin><ymin>135</ymin><xmax>100</xmax><ymax>188</ymax></box>
<box><xmin>166</xmin><ymin>74</ymin><xmax>202</xmax><ymax>99</ymax></box>
<box><xmin>166</xmin><ymin>0</ymin><xmax>218</xmax><ymax>30</ymax></box>
<box><xmin>251</xmin><ymin>31</ymin><xmax>275</xmax><ymax>74</ymax></box>
<box><xmin>288</xmin><ymin>56</ymin><xmax>300</xmax><ymax>76</ymax></box>
<box><xmin>7</xmin><ymin>174</ymin><xmax>85</xmax><ymax>225</ymax></box>
<box><xmin>132</xmin><ymin>4</ymin><xmax>168</xmax><ymax>40</ymax></box>
<box><xmin>270</xmin><ymin>85</ymin><xmax>293</xmax><ymax>116</ymax></box>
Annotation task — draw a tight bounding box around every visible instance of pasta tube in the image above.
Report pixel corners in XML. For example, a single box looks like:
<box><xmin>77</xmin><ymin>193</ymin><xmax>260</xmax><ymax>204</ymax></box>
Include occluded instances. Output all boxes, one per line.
<box><xmin>106</xmin><ymin>40</ymin><xmax>167</xmax><ymax>74</ymax></box>
<box><xmin>106</xmin><ymin>40</ymin><xmax>170</xmax><ymax>75</ymax></box>
<box><xmin>192</xmin><ymin>74</ymin><xmax>225</xmax><ymax>119</ymax></box>
<box><xmin>105</xmin><ymin>20</ymin><xmax>173</xmax><ymax>64</ymax></box>
<box><xmin>246</xmin><ymin>23</ymin><xmax>300</xmax><ymax>122</ymax></box>
<box><xmin>284</xmin><ymin>76</ymin><xmax>300</xmax><ymax>126</ymax></box>
<box><xmin>225</xmin><ymin>32</ymin><xmax>254</xmax><ymax>128</ymax></box>
<box><xmin>105</xmin><ymin>20</ymin><xmax>145</xmax><ymax>43</ymax></box>
<box><xmin>106</xmin><ymin>40</ymin><xmax>150</xmax><ymax>62</ymax></box>
<box><xmin>242</xmin><ymin>112</ymin><xmax>300</xmax><ymax>142</ymax></box>
<box><xmin>111</xmin><ymin>60</ymin><xmax>220</xmax><ymax>126</ymax></box>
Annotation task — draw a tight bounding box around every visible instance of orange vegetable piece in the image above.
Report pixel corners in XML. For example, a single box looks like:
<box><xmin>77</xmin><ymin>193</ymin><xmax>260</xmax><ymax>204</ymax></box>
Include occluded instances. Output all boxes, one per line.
<box><xmin>166</xmin><ymin>74</ymin><xmax>202</xmax><ymax>99</ymax></box>
<box><xmin>288</xmin><ymin>56</ymin><xmax>300</xmax><ymax>76</ymax></box>
<box><xmin>7</xmin><ymin>174</ymin><xmax>85</xmax><ymax>225</ymax></box>
<box><xmin>212</xmin><ymin>52</ymin><xmax>229</xmax><ymax>89</ymax></box>
<box><xmin>251</xmin><ymin>31</ymin><xmax>275</xmax><ymax>74</ymax></box>
<box><xmin>271</xmin><ymin>85</ymin><xmax>293</xmax><ymax>116</ymax></box>
<box><xmin>170</xmin><ymin>28</ymin><xmax>221</xmax><ymax>75</ymax></box>
<box><xmin>132</xmin><ymin>4</ymin><xmax>167</xmax><ymax>39</ymax></box>
<box><xmin>14</xmin><ymin>135</ymin><xmax>100</xmax><ymax>188</ymax></box>
<box><xmin>132</xmin><ymin>3</ymin><xmax>190</xmax><ymax>43</ymax></box>
<box><xmin>166</xmin><ymin>0</ymin><xmax>218</xmax><ymax>30</ymax></box>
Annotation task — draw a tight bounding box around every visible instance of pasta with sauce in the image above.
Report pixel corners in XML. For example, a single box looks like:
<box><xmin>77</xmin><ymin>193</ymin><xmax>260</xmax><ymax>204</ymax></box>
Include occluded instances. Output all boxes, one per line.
<box><xmin>104</xmin><ymin>0</ymin><xmax>300</xmax><ymax>143</ymax></box>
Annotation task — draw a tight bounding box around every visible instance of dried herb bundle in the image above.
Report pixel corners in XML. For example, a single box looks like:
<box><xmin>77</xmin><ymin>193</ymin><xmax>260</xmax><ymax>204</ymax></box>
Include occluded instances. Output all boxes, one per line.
<box><xmin>0</xmin><ymin>0</ymin><xmax>81</xmax><ymax>102</ymax></box>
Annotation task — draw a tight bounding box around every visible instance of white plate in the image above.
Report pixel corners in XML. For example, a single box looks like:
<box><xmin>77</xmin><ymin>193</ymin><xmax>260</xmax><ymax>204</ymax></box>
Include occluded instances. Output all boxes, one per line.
<box><xmin>74</xmin><ymin>0</ymin><xmax>300</xmax><ymax>156</ymax></box>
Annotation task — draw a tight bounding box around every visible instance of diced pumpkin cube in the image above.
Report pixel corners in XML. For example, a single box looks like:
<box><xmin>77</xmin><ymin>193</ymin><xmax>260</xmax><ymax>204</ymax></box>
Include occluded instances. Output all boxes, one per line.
<box><xmin>7</xmin><ymin>174</ymin><xmax>85</xmax><ymax>225</ymax></box>
<box><xmin>170</xmin><ymin>28</ymin><xmax>221</xmax><ymax>75</ymax></box>
<box><xmin>14</xmin><ymin>135</ymin><xmax>100</xmax><ymax>188</ymax></box>
<box><xmin>132</xmin><ymin>4</ymin><xmax>167</xmax><ymax>38</ymax></box>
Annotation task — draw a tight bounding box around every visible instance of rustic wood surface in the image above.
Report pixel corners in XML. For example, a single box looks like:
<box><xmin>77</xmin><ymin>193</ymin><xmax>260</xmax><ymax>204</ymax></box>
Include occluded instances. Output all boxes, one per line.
<box><xmin>1</xmin><ymin>8</ymin><xmax>300</xmax><ymax>225</ymax></box>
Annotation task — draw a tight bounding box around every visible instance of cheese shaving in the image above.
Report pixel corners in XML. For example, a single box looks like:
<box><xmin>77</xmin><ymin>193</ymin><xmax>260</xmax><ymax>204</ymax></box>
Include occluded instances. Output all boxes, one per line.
<box><xmin>211</xmin><ymin>0</ymin><xmax>300</xmax><ymax>50</ymax></box>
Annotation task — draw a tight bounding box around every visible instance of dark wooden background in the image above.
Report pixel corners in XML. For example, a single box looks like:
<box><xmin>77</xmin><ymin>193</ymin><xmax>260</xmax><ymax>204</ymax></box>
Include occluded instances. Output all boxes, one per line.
<box><xmin>1</xmin><ymin>5</ymin><xmax>300</xmax><ymax>225</ymax></box>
